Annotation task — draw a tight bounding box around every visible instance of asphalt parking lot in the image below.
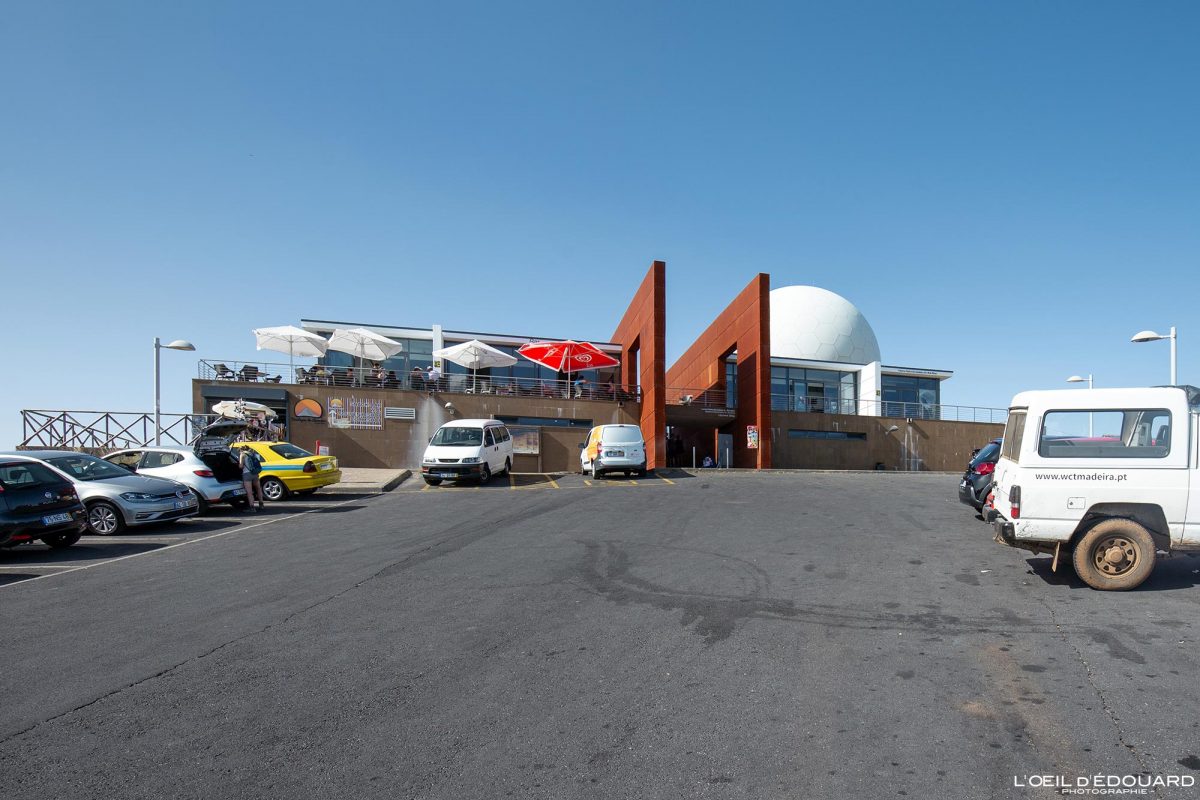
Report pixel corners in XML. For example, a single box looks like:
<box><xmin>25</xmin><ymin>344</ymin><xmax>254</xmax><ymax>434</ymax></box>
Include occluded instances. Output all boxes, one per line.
<box><xmin>3</xmin><ymin>472</ymin><xmax>1200</xmax><ymax>799</ymax></box>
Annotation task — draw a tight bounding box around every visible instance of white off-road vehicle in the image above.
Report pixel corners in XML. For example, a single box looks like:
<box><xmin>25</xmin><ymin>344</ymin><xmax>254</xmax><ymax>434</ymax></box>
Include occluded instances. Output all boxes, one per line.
<box><xmin>991</xmin><ymin>385</ymin><xmax>1200</xmax><ymax>590</ymax></box>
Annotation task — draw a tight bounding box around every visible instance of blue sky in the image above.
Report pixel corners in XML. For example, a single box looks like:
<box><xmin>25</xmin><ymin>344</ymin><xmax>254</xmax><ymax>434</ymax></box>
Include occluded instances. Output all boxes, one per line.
<box><xmin>2</xmin><ymin>1</ymin><xmax>1197</xmax><ymax>447</ymax></box>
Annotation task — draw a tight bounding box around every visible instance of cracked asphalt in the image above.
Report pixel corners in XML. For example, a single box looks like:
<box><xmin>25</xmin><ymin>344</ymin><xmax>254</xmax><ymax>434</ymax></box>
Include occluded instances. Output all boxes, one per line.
<box><xmin>3</xmin><ymin>472</ymin><xmax>1200</xmax><ymax>799</ymax></box>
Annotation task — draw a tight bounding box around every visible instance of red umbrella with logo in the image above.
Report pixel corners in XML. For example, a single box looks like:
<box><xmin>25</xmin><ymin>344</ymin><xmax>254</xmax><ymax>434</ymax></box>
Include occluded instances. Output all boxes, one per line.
<box><xmin>517</xmin><ymin>340</ymin><xmax>621</xmax><ymax>373</ymax></box>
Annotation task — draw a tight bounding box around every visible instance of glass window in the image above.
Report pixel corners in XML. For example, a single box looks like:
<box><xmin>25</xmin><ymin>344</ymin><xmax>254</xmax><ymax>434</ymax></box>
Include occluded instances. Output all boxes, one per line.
<box><xmin>270</xmin><ymin>443</ymin><xmax>315</xmax><ymax>460</ymax></box>
<box><xmin>431</xmin><ymin>426</ymin><xmax>484</xmax><ymax>446</ymax></box>
<box><xmin>0</xmin><ymin>461</ymin><xmax>63</xmax><ymax>488</ymax></box>
<box><xmin>787</xmin><ymin>430</ymin><xmax>867</xmax><ymax>440</ymax></box>
<box><xmin>1000</xmin><ymin>411</ymin><xmax>1026</xmax><ymax>462</ymax></box>
<box><xmin>484</xmin><ymin>428</ymin><xmax>495</xmax><ymax>446</ymax></box>
<box><xmin>142</xmin><ymin>451</ymin><xmax>184</xmax><ymax>469</ymax></box>
<box><xmin>45</xmin><ymin>454</ymin><xmax>131</xmax><ymax>481</ymax></box>
<box><xmin>602</xmin><ymin>426</ymin><xmax>644</xmax><ymax>443</ymax></box>
<box><xmin>1038</xmin><ymin>409</ymin><xmax>1171</xmax><ymax>459</ymax></box>
<box><xmin>725</xmin><ymin>361</ymin><xmax>738</xmax><ymax>408</ymax></box>
<box><xmin>495</xmin><ymin>416</ymin><xmax>593</xmax><ymax>428</ymax></box>
<box><xmin>106</xmin><ymin>451</ymin><xmax>143</xmax><ymax>470</ymax></box>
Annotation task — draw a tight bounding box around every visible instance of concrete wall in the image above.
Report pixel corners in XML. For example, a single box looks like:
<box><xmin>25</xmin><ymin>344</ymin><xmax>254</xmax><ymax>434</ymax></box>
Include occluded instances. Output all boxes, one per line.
<box><xmin>665</xmin><ymin>273</ymin><xmax>773</xmax><ymax>468</ymax></box>
<box><xmin>611</xmin><ymin>260</ymin><xmax>667</xmax><ymax>469</ymax></box>
<box><xmin>193</xmin><ymin>380</ymin><xmax>639</xmax><ymax>472</ymax></box>
<box><xmin>769</xmin><ymin>409</ymin><xmax>1004</xmax><ymax>471</ymax></box>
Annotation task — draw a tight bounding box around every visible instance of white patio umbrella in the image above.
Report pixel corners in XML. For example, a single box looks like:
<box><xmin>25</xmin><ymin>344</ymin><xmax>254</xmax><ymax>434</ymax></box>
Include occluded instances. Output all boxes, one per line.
<box><xmin>327</xmin><ymin>327</ymin><xmax>405</xmax><ymax>381</ymax></box>
<box><xmin>212</xmin><ymin>400</ymin><xmax>278</xmax><ymax>419</ymax></box>
<box><xmin>253</xmin><ymin>325</ymin><xmax>329</xmax><ymax>377</ymax></box>
<box><xmin>434</xmin><ymin>339</ymin><xmax>518</xmax><ymax>391</ymax></box>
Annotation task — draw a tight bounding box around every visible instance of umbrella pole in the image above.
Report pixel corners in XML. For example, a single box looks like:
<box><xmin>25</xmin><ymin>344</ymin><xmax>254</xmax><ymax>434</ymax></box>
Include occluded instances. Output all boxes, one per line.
<box><xmin>289</xmin><ymin>341</ymin><xmax>294</xmax><ymax>381</ymax></box>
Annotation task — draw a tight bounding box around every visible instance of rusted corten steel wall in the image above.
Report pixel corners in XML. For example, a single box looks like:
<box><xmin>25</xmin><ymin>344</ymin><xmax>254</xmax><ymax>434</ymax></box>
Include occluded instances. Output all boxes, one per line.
<box><xmin>665</xmin><ymin>274</ymin><xmax>772</xmax><ymax>469</ymax></box>
<box><xmin>611</xmin><ymin>261</ymin><xmax>667</xmax><ymax>469</ymax></box>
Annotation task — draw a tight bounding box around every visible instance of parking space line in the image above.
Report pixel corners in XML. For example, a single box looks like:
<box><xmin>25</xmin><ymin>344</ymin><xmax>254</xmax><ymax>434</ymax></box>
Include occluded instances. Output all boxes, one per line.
<box><xmin>549</xmin><ymin>476</ymin><xmax>561</xmax><ymax>489</ymax></box>
<box><xmin>0</xmin><ymin>495</ymin><xmax>370</xmax><ymax>590</ymax></box>
<box><xmin>0</xmin><ymin>564</ymin><xmax>78</xmax><ymax>570</ymax></box>
<box><xmin>659</xmin><ymin>476</ymin><xmax>676</xmax><ymax>485</ymax></box>
<box><xmin>509</xmin><ymin>473</ymin><xmax>516</xmax><ymax>489</ymax></box>
<box><xmin>583</xmin><ymin>479</ymin><xmax>591</xmax><ymax>486</ymax></box>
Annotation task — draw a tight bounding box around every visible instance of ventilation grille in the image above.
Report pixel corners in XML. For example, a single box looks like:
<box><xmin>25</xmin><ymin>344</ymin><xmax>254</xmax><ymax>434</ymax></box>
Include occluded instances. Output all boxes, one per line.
<box><xmin>384</xmin><ymin>407</ymin><xmax>416</xmax><ymax>421</ymax></box>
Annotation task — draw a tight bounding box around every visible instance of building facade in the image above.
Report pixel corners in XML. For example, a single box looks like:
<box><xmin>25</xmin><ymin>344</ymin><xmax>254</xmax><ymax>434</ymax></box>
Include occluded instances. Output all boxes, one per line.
<box><xmin>193</xmin><ymin>261</ymin><xmax>1001</xmax><ymax>472</ymax></box>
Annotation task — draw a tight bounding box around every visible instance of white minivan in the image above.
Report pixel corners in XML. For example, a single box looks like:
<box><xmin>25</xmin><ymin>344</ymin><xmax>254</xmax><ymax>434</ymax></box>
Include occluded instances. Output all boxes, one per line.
<box><xmin>421</xmin><ymin>419</ymin><xmax>513</xmax><ymax>486</ymax></box>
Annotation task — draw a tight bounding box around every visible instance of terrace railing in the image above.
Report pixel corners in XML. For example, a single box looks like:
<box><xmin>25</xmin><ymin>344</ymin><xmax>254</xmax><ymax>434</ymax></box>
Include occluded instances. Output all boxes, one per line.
<box><xmin>664</xmin><ymin>389</ymin><xmax>1005</xmax><ymax>423</ymax></box>
<box><xmin>19</xmin><ymin>410</ymin><xmax>218</xmax><ymax>451</ymax></box>
<box><xmin>198</xmin><ymin>359</ymin><xmax>640</xmax><ymax>402</ymax></box>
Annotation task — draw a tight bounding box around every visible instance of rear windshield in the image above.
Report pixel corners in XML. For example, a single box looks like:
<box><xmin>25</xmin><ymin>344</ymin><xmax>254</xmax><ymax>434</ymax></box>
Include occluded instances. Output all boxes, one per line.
<box><xmin>270</xmin><ymin>444</ymin><xmax>313</xmax><ymax>460</ymax></box>
<box><xmin>45</xmin><ymin>454</ymin><xmax>131</xmax><ymax>481</ymax></box>
<box><xmin>1000</xmin><ymin>412</ymin><xmax>1026</xmax><ymax>463</ymax></box>
<box><xmin>0</xmin><ymin>461</ymin><xmax>64</xmax><ymax>489</ymax></box>
<box><xmin>431</xmin><ymin>427</ymin><xmax>483</xmax><ymax>447</ymax></box>
<box><xmin>970</xmin><ymin>442</ymin><xmax>1001</xmax><ymax>466</ymax></box>
<box><xmin>602</xmin><ymin>426</ymin><xmax>643</xmax><ymax>444</ymax></box>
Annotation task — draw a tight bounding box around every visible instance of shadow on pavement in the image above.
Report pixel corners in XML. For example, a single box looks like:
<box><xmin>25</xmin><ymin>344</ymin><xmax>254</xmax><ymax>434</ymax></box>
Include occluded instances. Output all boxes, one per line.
<box><xmin>1026</xmin><ymin>555</ymin><xmax>1200</xmax><ymax>592</ymax></box>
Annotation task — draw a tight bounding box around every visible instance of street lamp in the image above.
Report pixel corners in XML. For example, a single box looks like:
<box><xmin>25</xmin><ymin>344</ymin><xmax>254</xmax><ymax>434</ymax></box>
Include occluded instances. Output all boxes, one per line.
<box><xmin>1131</xmin><ymin>326</ymin><xmax>1177</xmax><ymax>385</ymax></box>
<box><xmin>154</xmin><ymin>337</ymin><xmax>195</xmax><ymax>445</ymax></box>
<box><xmin>1066</xmin><ymin>375</ymin><xmax>1094</xmax><ymax>436</ymax></box>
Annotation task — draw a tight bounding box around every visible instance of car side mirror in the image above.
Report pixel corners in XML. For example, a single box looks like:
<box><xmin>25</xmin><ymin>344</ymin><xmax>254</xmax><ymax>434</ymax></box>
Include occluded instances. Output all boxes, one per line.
<box><xmin>578</xmin><ymin>442</ymin><xmax>585</xmax><ymax>449</ymax></box>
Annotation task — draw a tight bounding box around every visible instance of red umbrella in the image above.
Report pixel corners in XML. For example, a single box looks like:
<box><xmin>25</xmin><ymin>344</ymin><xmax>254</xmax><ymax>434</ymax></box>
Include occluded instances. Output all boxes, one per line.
<box><xmin>517</xmin><ymin>340</ymin><xmax>620</xmax><ymax>373</ymax></box>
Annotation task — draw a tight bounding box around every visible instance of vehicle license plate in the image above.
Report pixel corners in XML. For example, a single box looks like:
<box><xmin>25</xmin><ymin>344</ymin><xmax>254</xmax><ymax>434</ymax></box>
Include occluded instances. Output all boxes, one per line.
<box><xmin>960</xmin><ymin>480</ymin><xmax>967</xmax><ymax>488</ymax></box>
<box><xmin>42</xmin><ymin>512</ymin><xmax>72</xmax><ymax>526</ymax></box>
<box><xmin>175</xmin><ymin>499</ymin><xmax>195</xmax><ymax>510</ymax></box>
<box><xmin>437</xmin><ymin>472</ymin><xmax>457</xmax><ymax>478</ymax></box>
<box><xmin>606</xmin><ymin>449</ymin><xmax>625</xmax><ymax>457</ymax></box>
<box><xmin>320</xmin><ymin>463</ymin><xmax>332</xmax><ymax>471</ymax></box>
<box><xmin>231</xmin><ymin>488</ymin><xmax>246</xmax><ymax>496</ymax></box>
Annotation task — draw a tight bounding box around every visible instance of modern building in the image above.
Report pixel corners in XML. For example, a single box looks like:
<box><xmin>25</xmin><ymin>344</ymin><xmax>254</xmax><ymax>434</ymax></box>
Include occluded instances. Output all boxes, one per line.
<box><xmin>193</xmin><ymin>261</ymin><xmax>1002</xmax><ymax>472</ymax></box>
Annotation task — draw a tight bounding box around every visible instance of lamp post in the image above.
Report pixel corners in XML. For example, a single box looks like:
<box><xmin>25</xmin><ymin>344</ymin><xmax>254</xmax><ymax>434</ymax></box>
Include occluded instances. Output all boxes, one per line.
<box><xmin>154</xmin><ymin>337</ymin><xmax>196</xmax><ymax>445</ymax></box>
<box><xmin>1066</xmin><ymin>374</ymin><xmax>1094</xmax><ymax>437</ymax></box>
<box><xmin>1131</xmin><ymin>326</ymin><xmax>1177</xmax><ymax>385</ymax></box>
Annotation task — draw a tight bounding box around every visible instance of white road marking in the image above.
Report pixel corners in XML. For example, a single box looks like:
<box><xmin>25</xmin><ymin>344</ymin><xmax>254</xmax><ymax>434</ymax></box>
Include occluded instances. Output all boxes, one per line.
<box><xmin>0</xmin><ymin>496</ymin><xmax>370</xmax><ymax>590</ymax></box>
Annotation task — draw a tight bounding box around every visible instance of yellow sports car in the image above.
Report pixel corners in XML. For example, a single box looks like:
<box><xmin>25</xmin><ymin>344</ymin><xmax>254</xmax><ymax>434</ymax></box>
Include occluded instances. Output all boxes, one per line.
<box><xmin>230</xmin><ymin>442</ymin><xmax>341</xmax><ymax>501</ymax></box>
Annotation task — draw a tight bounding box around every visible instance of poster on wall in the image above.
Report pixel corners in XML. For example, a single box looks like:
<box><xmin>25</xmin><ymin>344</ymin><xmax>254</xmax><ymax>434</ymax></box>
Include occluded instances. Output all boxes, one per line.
<box><xmin>747</xmin><ymin>425</ymin><xmax>759</xmax><ymax>450</ymax></box>
<box><xmin>328</xmin><ymin>396</ymin><xmax>384</xmax><ymax>430</ymax></box>
<box><xmin>509</xmin><ymin>426</ymin><xmax>540</xmax><ymax>455</ymax></box>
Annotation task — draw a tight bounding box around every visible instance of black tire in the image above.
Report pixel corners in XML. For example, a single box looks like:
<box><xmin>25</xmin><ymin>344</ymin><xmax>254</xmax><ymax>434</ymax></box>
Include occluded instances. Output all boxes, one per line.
<box><xmin>504</xmin><ymin>457</ymin><xmax>512</xmax><ymax>475</ymax></box>
<box><xmin>480</xmin><ymin>464</ymin><xmax>491</xmax><ymax>484</ymax></box>
<box><xmin>1072</xmin><ymin>518</ymin><xmax>1157</xmax><ymax>591</ymax></box>
<box><xmin>424</xmin><ymin>477</ymin><xmax>442</xmax><ymax>486</ymax></box>
<box><xmin>43</xmin><ymin>531</ymin><xmax>81</xmax><ymax>549</ymax></box>
<box><xmin>190</xmin><ymin>490</ymin><xmax>211</xmax><ymax>515</ymax></box>
<box><xmin>590</xmin><ymin>461</ymin><xmax>600</xmax><ymax>479</ymax></box>
<box><xmin>86</xmin><ymin>501</ymin><xmax>125</xmax><ymax>535</ymax></box>
<box><xmin>261</xmin><ymin>477</ymin><xmax>288</xmax><ymax>502</ymax></box>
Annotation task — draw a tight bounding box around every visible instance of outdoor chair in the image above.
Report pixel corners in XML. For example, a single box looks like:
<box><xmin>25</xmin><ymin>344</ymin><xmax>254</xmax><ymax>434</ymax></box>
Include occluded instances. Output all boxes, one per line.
<box><xmin>213</xmin><ymin>363</ymin><xmax>236</xmax><ymax>380</ymax></box>
<box><xmin>238</xmin><ymin>365</ymin><xmax>260</xmax><ymax>382</ymax></box>
<box><xmin>265</xmin><ymin>375</ymin><xmax>282</xmax><ymax>383</ymax></box>
<box><xmin>295</xmin><ymin>367</ymin><xmax>309</xmax><ymax>384</ymax></box>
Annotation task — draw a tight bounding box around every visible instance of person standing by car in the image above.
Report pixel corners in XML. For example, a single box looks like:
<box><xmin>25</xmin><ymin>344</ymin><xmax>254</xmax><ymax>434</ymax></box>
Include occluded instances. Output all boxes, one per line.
<box><xmin>239</xmin><ymin>447</ymin><xmax>265</xmax><ymax>512</ymax></box>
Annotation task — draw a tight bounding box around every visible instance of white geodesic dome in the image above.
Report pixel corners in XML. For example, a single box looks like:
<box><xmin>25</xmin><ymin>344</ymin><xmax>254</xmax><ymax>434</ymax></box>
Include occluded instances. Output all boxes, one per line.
<box><xmin>769</xmin><ymin>286</ymin><xmax>881</xmax><ymax>365</ymax></box>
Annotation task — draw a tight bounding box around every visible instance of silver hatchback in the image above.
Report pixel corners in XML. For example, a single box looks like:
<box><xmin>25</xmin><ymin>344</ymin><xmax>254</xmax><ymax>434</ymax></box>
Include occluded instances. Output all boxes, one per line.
<box><xmin>15</xmin><ymin>451</ymin><xmax>199</xmax><ymax>535</ymax></box>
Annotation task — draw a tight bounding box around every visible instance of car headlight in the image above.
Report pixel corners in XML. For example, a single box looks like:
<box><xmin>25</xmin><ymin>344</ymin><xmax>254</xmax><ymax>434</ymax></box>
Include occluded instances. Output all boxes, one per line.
<box><xmin>461</xmin><ymin>457</ymin><xmax>481</xmax><ymax>464</ymax></box>
<box><xmin>120</xmin><ymin>492</ymin><xmax>158</xmax><ymax>502</ymax></box>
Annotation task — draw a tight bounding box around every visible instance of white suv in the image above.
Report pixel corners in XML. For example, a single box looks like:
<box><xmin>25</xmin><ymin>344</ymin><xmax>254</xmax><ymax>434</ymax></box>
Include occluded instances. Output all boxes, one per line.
<box><xmin>991</xmin><ymin>385</ymin><xmax>1200</xmax><ymax>591</ymax></box>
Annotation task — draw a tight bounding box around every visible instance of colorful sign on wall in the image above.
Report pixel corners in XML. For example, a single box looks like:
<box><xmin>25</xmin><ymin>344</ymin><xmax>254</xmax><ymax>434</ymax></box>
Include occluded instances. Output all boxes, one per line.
<box><xmin>747</xmin><ymin>424</ymin><xmax>759</xmax><ymax>450</ymax></box>
<box><xmin>294</xmin><ymin>398</ymin><xmax>323</xmax><ymax>420</ymax></box>
<box><xmin>328</xmin><ymin>396</ymin><xmax>383</xmax><ymax>430</ymax></box>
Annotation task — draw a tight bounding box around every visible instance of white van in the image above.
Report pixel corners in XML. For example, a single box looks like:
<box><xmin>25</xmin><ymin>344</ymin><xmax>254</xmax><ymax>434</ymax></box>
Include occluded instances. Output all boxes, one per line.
<box><xmin>579</xmin><ymin>423</ymin><xmax>647</xmax><ymax>478</ymax></box>
<box><xmin>991</xmin><ymin>385</ymin><xmax>1200</xmax><ymax>590</ymax></box>
<box><xmin>421</xmin><ymin>419</ymin><xmax>513</xmax><ymax>486</ymax></box>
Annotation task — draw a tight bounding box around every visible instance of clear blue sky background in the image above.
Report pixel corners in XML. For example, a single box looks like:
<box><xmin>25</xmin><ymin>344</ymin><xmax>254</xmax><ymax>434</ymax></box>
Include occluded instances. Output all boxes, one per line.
<box><xmin>2</xmin><ymin>1</ymin><xmax>1197</xmax><ymax>448</ymax></box>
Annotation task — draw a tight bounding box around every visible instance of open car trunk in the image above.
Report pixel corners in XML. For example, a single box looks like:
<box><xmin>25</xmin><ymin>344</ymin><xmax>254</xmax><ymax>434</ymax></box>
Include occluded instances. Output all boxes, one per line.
<box><xmin>196</xmin><ymin>418</ymin><xmax>248</xmax><ymax>483</ymax></box>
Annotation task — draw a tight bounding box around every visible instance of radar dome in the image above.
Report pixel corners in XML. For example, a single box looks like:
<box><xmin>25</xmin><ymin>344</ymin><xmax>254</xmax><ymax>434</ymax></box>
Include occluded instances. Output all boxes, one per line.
<box><xmin>769</xmin><ymin>286</ymin><xmax>881</xmax><ymax>364</ymax></box>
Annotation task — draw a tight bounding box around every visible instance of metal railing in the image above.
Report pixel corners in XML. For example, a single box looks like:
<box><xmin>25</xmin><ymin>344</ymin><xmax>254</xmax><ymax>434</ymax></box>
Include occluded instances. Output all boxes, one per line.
<box><xmin>664</xmin><ymin>388</ymin><xmax>1004</xmax><ymax>423</ymax></box>
<box><xmin>669</xmin><ymin>387</ymin><xmax>731</xmax><ymax>409</ymax></box>
<box><xmin>19</xmin><ymin>410</ymin><xmax>219</xmax><ymax>451</ymax></box>
<box><xmin>198</xmin><ymin>359</ymin><xmax>640</xmax><ymax>402</ymax></box>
